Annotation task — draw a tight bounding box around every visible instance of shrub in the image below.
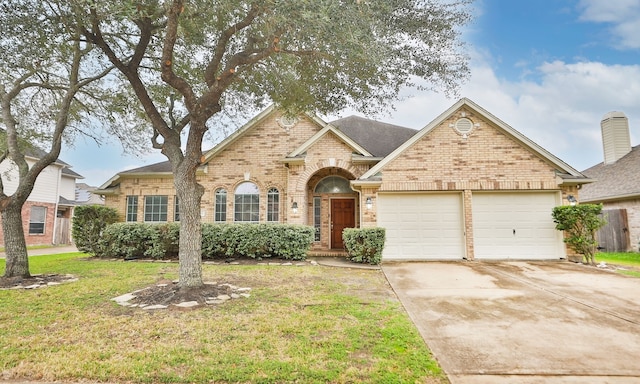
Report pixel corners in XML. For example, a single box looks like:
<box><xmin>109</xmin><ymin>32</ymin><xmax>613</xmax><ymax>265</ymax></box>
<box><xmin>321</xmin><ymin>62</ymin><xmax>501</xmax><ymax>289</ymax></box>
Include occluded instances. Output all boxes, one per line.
<box><xmin>72</xmin><ymin>205</ymin><xmax>118</xmax><ymax>255</ymax></box>
<box><xmin>552</xmin><ymin>204</ymin><xmax>606</xmax><ymax>265</ymax></box>
<box><xmin>343</xmin><ymin>227</ymin><xmax>386</xmax><ymax>265</ymax></box>
<box><xmin>95</xmin><ymin>222</ymin><xmax>314</xmax><ymax>260</ymax></box>
<box><xmin>98</xmin><ymin>223</ymin><xmax>168</xmax><ymax>259</ymax></box>
<box><xmin>201</xmin><ymin>223</ymin><xmax>314</xmax><ymax>260</ymax></box>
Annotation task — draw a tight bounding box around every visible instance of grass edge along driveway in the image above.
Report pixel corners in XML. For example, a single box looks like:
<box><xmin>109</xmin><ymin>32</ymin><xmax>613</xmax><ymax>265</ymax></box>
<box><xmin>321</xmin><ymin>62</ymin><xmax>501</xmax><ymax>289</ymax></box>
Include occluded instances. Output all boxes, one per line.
<box><xmin>0</xmin><ymin>253</ymin><xmax>447</xmax><ymax>384</ymax></box>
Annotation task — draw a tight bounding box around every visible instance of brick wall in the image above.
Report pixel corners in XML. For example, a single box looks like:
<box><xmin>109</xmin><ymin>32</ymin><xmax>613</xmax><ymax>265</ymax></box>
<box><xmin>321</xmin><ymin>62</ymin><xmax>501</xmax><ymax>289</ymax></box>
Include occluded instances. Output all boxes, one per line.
<box><xmin>0</xmin><ymin>201</ymin><xmax>57</xmax><ymax>247</ymax></box>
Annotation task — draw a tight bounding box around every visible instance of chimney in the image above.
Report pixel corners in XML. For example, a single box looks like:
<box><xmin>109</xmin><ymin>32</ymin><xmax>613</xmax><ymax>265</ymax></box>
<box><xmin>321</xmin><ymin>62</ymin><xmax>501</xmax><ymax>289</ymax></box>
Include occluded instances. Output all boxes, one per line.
<box><xmin>601</xmin><ymin>111</ymin><xmax>631</xmax><ymax>165</ymax></box>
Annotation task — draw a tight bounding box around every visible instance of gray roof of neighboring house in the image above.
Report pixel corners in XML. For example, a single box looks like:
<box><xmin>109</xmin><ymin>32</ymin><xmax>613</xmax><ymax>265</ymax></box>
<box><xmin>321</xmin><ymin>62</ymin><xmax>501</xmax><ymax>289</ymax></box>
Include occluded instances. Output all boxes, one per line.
<box><xmin>330</xmin><ymin>116</ymin><xmax>418</xmax><ymax>157</ymax></box>
<box><xmin>580</xmin><ymin>145</ymin><xmax>640</xmax><ymax>202</ymax></box>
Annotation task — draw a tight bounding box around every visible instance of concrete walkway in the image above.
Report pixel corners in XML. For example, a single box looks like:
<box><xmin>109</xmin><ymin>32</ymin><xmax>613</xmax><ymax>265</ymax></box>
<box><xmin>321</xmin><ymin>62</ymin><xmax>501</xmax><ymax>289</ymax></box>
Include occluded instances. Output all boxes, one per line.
<box><xmin>382</xmin><ymin>261</ymin><xmax>640</xmax><ymax>384</ymax></box>
<box><xmin>0</xmin><ymin>245</ymin><xmax>79</xmax><ymax>259</ymax></box>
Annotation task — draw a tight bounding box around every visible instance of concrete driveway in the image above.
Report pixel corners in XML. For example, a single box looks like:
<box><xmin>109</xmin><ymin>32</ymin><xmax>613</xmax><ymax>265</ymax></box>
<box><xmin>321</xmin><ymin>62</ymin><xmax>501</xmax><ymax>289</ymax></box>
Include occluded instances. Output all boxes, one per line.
<box><xmin>382</xmin><ymin>261</ymin><xmax>640</xmax><ymax>384</ymax></box>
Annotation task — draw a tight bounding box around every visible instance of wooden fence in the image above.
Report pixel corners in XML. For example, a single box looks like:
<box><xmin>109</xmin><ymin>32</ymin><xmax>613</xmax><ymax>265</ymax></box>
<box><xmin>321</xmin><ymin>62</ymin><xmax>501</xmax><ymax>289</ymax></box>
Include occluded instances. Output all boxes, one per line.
<box><xmin>54</xmin><ymin>217</ymin><xmax>71</xmax><ymax>245</ymax></box>
<box><xmin>596</xmin><ymin>209</ymin><xmax>630</xmax><ymax>252</ymax></box>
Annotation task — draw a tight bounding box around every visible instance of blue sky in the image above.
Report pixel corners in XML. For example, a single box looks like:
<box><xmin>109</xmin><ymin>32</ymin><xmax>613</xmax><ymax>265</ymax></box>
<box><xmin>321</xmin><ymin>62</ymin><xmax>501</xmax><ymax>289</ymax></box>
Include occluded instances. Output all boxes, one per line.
<box><xmin>63</xmin><ymin>0</ymin><xmax>640</xmax><ymax>186</ymax></box>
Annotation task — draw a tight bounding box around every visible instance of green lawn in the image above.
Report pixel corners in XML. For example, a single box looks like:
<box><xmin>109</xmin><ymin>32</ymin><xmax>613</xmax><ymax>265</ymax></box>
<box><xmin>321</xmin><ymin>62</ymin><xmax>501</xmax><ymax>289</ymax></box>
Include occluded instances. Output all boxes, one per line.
<box><xmin>0</xmin><ymin>253</ymin><xmax>446</xmax><ymax>383</ymax></box>
<box><xmin>596</xmin><ymin>251</ymin><xmax>640</xmax><ymax>278</ymax></box>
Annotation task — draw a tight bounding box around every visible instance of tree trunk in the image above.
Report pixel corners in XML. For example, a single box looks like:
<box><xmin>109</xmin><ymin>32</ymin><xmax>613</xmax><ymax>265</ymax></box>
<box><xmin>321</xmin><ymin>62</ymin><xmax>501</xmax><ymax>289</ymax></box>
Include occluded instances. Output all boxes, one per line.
<box><xmin>2</xmin><ymin>202</ymin><xmax>30</xmax><ymax>278</ymax></box>
<box><xmin>175</xmin><ymin>170</ymin><xmax>205</xmax><ymax>288</ymax></box>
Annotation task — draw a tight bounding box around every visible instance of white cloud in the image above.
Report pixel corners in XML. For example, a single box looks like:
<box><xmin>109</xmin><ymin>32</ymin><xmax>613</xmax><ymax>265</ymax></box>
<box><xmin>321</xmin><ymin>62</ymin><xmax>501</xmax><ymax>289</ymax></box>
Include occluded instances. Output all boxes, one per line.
<box><xmin>578</xmin><ymin>0</ymin><xmax>640</xmax><ymax>49</ymax></box>
<box><xmin>370</xmin><ymin>56</ymin><xmax>640</xmax><ymax>172</ymax></box>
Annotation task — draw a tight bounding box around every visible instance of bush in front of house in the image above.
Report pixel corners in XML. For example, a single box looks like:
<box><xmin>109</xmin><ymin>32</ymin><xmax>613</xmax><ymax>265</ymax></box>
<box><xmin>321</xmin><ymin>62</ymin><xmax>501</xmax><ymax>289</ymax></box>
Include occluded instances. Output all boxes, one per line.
<box><xmin>98</xmin><ymin>223</ymin><xmax>173</xmax><ymax>259</ymax></box>
<box><xmin>552</xmin><ymin>204</ymin><xmax>606</xmax><ymax>266</ymax></box>
<box><xmin>343</xmin><ymin>227</ymin><xmax>386</xmax><ymax>265</ymax></box>
<box><xmin>72</xmin><ymin>205</ymin><xmax>119</xmax><ymax>255</ymax></box>
<box><xmin>201</xmin><ymin>223</ymin><xmax>314</xmax><ymax>260</ymax></box>
<box><xmin>94</xmin><ymin>222</ymin><xmax>314</xmax><ymax>260</ymax></box>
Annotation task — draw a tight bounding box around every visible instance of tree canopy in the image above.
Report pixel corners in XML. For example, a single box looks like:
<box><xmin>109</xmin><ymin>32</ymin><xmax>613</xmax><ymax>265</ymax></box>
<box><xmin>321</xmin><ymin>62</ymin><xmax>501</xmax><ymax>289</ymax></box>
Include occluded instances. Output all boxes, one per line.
<box><xmin>76</xmin><ymin>0</ymin><xmax>472</xmax><ymax>288</ymax></box>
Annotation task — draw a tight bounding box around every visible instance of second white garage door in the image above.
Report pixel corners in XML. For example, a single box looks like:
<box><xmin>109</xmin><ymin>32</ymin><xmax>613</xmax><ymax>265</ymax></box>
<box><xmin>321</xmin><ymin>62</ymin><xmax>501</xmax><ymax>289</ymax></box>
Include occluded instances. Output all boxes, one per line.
<box><xmin>472</xmin><ymin>192</ymin><xmax>564</xmax><ymax>260</ymax></box>
<box><xmin>377</xmin><ymin>193</ymin><xmax>465</xmax><ymax>260</ymax></box>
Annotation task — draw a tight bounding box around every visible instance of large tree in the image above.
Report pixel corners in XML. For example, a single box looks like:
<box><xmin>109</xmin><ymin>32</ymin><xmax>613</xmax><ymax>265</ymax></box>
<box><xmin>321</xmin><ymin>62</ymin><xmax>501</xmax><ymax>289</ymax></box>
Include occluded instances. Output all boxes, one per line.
<box><xmin>0</xmin><ymin>1</ymin><xmax>121</xmax><ymax>278</ymax></box>
<box><xmin>79</xmin><ymin>0</ymin><xmax>471</xmax><ymax>288</ymax></box>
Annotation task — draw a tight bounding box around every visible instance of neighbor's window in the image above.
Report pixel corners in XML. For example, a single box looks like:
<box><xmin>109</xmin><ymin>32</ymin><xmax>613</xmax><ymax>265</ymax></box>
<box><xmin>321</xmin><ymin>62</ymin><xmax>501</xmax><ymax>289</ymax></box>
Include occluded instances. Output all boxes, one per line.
<box><xmin>214</xmin><ymin>188</ymin><xmax>227</xmax><ymax>222</ymax></box>
<box><xmin>126</xmin><ymin>195</ymin><xmax>138</xmax><ymax>222</ymax></box>
<box><xmin>144</xmin><ymin>195</ymin><xmax>168</xmax><ymax>222</ymax></box>
<box><xmin>267</xmin><ymin>187</ymin><xmax>280</xmax><ymax>222</ymax></box>
<box><xmin>234</xmin><ymin>182</ymin><xmax>259</xmax><ymax>222</ymax></box>
<box><xmin>174</xmin><ymin>196</ymin><xmax>180</xmax><ymax>222</ymax></box>
<box><xmin>29</xmin><ymin>206</ymin><xmax>47</xmax><ymax>235</ymax></box>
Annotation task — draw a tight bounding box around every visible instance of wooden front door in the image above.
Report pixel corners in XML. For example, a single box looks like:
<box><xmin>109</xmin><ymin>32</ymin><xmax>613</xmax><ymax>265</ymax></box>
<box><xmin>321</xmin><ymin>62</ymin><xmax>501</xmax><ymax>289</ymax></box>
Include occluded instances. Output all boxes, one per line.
<box><xmin>331</xmin><ymin>199</ymin><xmax>355</xmax><ymax>249</ymax></box>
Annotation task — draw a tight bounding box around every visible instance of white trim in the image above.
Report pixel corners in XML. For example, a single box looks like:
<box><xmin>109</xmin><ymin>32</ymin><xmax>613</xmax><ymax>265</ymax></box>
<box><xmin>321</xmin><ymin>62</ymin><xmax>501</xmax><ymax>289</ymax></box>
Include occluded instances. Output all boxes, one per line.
<box><xmin>287</xmin><ymin>124</ymin><xmax>373</xmax><ymax>158</ymax></box>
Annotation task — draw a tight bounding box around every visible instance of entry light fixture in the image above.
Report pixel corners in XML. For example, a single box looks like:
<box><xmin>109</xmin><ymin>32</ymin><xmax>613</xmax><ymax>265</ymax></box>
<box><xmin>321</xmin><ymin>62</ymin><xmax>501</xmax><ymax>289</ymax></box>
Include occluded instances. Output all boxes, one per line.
<box><xmin>365</xmin><ymin>197</ymin><xmax>373</xmax><ymax>210</ymax></box>
<box><xmin>567</xmin><ymin>195</ymin><xmax>577</xmax><ymax>206</ymax></box>
<box><xmin>292</xmin><ymin>202</ymin><xmax>298</xmax><ymax>214</ymax></box>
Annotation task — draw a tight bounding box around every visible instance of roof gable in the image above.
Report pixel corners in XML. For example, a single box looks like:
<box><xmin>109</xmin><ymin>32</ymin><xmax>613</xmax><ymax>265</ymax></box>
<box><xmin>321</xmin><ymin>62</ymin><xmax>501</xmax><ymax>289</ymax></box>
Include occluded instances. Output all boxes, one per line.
<box><xmin>287</xmin><ymin>124</ymin><xmax>373</xmax><ymax>158</ymax></box>
<box><xmin>360</xmin><ymin>98</ymin><xmax>587</xmax><ymax>181</ymax></box>
<box><xmin>203</xmin><ymin>105</ymin><xmax>329</xmax><ymax>163</ymax></box>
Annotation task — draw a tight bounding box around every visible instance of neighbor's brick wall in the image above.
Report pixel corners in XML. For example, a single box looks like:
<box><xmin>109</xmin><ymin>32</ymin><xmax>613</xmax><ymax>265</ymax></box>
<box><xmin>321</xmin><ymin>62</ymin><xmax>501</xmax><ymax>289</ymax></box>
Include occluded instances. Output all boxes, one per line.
<box><xmin>379</xmin><ymin>107</ymin><xmax>559</xmax><ymax>192</ymax></box>
<box><xmin>0</xmin><ymin>201</ymin><xmax>56</xmax><ymax>247</ymax></box>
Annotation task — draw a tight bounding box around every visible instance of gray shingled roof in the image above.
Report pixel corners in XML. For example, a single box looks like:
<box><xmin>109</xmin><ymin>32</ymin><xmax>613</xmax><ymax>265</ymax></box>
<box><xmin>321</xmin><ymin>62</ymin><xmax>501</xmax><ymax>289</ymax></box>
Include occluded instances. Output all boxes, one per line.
<box><xmin>580</xmin><ymin>145</ymin><xmax>640</xmax><ymax>201</ymax></box>
<box><xmin>329</xmin><ymin>116</ymin><xmax>418</xmax><ymax>157</ymax></box>
<box><xmin>121</xmin><ymin>161</ymin><xmax>173</xmax><ymax>174</ymax></box>
<box><xmin>118</xmin><ymin>116</ymin><xmax>417</xmax><ymax>174</ymax></box>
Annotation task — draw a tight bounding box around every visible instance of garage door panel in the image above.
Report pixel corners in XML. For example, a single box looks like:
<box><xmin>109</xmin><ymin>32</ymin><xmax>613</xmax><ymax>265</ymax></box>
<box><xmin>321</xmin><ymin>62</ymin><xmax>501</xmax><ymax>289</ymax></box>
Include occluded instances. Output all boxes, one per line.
<box><xmin>378</xmin><ymin>193</ymin><xmax>464</xmax><ymax>260</ymax></box>
<box><xmin>473</xmin><ymin>192</ymin><xmax>563</xmax><ymax>260</ymax></box>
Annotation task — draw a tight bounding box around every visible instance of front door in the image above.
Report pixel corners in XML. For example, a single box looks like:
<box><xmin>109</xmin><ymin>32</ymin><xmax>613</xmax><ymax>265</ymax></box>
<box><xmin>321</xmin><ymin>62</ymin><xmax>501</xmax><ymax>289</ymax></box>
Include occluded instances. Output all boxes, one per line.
<box><xmin>331</xmin><ymin>199</ymin><xmax>355</xmax><ymax>249</ymax></box>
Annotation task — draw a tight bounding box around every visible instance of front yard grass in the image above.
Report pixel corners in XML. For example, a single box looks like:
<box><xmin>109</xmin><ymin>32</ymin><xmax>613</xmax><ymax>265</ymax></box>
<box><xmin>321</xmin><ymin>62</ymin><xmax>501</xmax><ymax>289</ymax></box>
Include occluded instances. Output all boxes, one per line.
<box><xmin>596</xmin><ymin>251</ymin><xmax>640</xmax><ymax>278</ymax></box>
<box><xmin>0</xmin><ymin>253</ymin><xmax>446</xmax><ymax>383</ymax></box>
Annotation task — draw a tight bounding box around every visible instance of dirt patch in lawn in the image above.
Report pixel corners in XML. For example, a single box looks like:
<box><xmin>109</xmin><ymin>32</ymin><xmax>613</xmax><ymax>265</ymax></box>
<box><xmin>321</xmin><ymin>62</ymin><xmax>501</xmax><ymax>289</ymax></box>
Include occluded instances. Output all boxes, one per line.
<box><xmin>0</xmin><ymin>274</ymin><xmax>78</xmax><ymax>290</ymax></box>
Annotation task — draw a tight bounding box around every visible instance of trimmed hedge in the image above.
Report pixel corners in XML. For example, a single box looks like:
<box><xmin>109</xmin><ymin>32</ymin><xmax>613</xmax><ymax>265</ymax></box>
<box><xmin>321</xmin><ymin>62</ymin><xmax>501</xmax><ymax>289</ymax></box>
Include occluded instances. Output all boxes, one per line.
<box><xmin>343</xmin><ymin>227</ymin><xmax>386</xmax><ymax>265</ymax></box>
<box><xmin>96</xmin><ymin>222</ymin><xmax>314</xmax><ymax>261</ymax></box>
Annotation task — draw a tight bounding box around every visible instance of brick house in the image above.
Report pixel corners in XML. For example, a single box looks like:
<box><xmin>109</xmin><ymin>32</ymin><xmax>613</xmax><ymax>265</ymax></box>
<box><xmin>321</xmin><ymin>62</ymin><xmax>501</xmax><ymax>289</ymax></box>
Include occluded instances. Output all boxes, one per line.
<box><xmin>0</xmin><ymin>149</ymin><xmax>83</xmax><ymax>247</ymax></box>
<box><xmin>581</xmin><ymin>112</ymin><xmax>640</xmax><ymax>252</ymax></box>
<box><xmin>97</xmin><ymin>98</ymin><xmax>591</xmax><ymax>260</ymax></box>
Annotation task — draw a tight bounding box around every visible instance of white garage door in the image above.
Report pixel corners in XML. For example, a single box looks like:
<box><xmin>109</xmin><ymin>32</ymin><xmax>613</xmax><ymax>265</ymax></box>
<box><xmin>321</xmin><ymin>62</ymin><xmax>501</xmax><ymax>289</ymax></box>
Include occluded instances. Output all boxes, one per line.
<box><xmin>377</xmin><ymin>193</ymin><xmax>465</xmax><ymax>260</ymax></box>
<box><xmin>472</xmin><ymin>192</ymin><xmax>564</xmax><ymax>260</ymax></box>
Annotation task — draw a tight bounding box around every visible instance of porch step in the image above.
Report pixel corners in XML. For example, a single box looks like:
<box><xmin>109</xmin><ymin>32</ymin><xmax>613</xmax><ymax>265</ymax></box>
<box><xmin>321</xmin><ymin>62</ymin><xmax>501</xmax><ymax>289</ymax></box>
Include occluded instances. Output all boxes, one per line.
<box><xmin>307</xmin><ymin>250</ymin><xmax>349</xmax><ymax>258</ymax></box>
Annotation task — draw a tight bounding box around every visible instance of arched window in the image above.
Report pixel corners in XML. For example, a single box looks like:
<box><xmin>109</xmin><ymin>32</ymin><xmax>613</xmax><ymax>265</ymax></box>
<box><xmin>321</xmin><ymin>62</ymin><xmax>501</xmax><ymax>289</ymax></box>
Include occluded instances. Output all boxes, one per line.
<box><xmin>235</xmin><ymin>182</ymin><xmax>259</xmax><ymax>222</ymax></box>
<box><xmin>314</xmin><ymin>176</ymin><xmax>351</xmax><ymax>194</ymax></box>
<box><xmin>267</xmin><ymin>188</ymin><xmax>280</xmax><ymax>222</ymax></box>
<box><xmin>214</xmin><ymin>188</ymin><xmax>227</xmax><ymax>222</ymax></box>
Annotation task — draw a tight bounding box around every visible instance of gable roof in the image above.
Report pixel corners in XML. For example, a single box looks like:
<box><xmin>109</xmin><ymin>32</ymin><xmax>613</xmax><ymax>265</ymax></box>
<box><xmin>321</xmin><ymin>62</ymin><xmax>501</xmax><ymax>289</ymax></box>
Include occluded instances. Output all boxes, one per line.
<box><xmin>202</xmin><ymin>105</ymin><xmax>329</xmax><ymax>163</ymax></box>
<box><xmin>359</xmin><ymin>98</ymin><xmax>590</xmax><ymax>183</ymax></box>
<box><xmin>580</xmin><ymin>145</ymin><xmax>640</xmax><ymax>202</ymax></box>
<box><xmin>330</xmin><ymin>116</ymin><xmax>418</xmax><ymax>157</ymax></box>
<box><xmin>286</xmin><ymin>123</ymin><xmax>373</xmax><ymax>158</ymax></box>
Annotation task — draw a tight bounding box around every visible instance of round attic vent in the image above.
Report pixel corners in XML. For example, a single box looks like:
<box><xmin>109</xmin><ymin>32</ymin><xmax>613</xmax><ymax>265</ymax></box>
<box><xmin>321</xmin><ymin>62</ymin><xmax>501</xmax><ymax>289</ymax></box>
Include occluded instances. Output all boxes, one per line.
<box><xmin>454</xmin><ymin>117</ymin><xmax>474</xmax><ymax>137</ymax></box>
<box><xmin>277</xmin><ymin>115</ymin><xmax>298</xmax><ymax>130</ymax></box>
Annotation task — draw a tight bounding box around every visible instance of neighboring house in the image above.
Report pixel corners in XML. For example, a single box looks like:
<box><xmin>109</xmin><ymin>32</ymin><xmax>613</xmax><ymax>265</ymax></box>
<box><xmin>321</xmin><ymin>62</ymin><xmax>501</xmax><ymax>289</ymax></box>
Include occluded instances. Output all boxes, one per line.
<box><xmin>96</xmin><ymin>98</ymin><xmax>591</xmax><ymax>260</ymax></box>
<box><xmin>581</xmin><ymin>112</ymin><xmax>640</xmax><ymax>252</ymax></box>
<box><xmin>76</xmin><ymin>183</ymin><xmax>105</xmax><ymax>205</ymax></box>
<box><xmin>0</xmin><ymin>148</ymin><xmax>83</xmax><ymax>246</ymax></box>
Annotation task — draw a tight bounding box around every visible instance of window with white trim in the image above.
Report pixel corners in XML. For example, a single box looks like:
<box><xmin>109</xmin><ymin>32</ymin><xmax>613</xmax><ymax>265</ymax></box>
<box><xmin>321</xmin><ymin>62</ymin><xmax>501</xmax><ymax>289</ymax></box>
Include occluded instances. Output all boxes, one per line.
<box><xmin>29</xmin><ymin>206</ymin><xmax>47</xmax><ymax>234</ymax></box>
<box><xmin>267</xmin><ymin>188</ymin><xmax>280</xmax><ymax>222</ymax></box>
<box><xmin>126</xmin><ymin>196</ymin><xmax>138</xmax><ymax>222</ymax></box>
<box><xmin>234</xmin><ymin>182</ymin><xmax>259</xmax><ymax>222</ymax></box>
<box><xmin>215</xmin><ymin>188</ymin><xmax>227</xmax><ymax>222</ymax></box>
<box><xmin>144</xmin><ymin>195</ymin><xmax>168</xmax><ymax>222</ymax></box>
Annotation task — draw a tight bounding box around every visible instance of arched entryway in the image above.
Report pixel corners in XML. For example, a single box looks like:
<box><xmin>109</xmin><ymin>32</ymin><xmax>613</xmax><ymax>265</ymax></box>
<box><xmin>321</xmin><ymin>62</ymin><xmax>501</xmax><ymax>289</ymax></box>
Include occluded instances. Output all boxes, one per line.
<box><xmin>307</xmin><ymin>169</ymin><xmax>359</xmax><ymax>250</ymax></box>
